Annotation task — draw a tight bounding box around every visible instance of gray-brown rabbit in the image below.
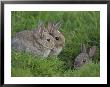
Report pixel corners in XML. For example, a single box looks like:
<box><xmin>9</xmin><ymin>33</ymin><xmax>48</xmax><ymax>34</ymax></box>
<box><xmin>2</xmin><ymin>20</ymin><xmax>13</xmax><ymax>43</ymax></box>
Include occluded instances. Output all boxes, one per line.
<box><xmin>74</xmin><ymin>44</ymin><xmax>96</xmax><ymax>69</ymax></box>
<box><xmin>11</xmin><ymin>24</ymin><xmax>55</xmax><ymax>57</ymax></box>
<box><xmin>47</xmin><ymin>22</ymin><xmax>65</xmax><ymax>56</ymax></box>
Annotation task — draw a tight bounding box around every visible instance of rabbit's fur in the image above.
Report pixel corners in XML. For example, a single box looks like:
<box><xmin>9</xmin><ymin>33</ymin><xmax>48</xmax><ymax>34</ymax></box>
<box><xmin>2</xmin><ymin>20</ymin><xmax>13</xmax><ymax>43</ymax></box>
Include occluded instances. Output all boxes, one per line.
<box><xmin>11</xmin><ymin>24</ymin><xmax>55</xmax><ymax>57</ymax></box>
<box><xmin>47</xmin><ymin>22</ymin><xmax>65</xmax><ymax>56</ymax></box>
<box><xmin>74</xmin><ymin>44</ymin><xmax>96</xmax><ymax>69</ymax></box>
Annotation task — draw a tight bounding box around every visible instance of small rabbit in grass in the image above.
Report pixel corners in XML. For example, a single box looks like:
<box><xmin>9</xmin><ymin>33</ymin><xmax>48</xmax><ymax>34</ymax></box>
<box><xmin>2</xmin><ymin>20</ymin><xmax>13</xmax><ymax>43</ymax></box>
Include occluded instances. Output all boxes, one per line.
<box><xmin>47</xmin><ymin>22</ymin><xmax>65</xmax><ymax>56</ymax></box>
<box><xmin>74</xmin><ymin>44</ymin><xmax>96</xmax><ymax>69</ymax></box>
<box><xmin>11</xmin><ymin>23</ymin><xmax>55</xmax><ymax>57</ymax></box>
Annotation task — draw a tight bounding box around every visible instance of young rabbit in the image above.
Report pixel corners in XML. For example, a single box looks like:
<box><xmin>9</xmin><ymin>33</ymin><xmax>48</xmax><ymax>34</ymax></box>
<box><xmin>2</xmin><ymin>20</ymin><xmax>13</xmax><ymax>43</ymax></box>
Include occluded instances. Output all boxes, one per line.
<box><xmin>47</xmin><ymin>22</ymin><xmax>65</xmax><ymax>56</ymax></box>
<box><xmin>74</xmin><ymin>44</ymin><xmax>96</xmax><ymax>69</ymax></box>
<box><xmin>11</xmin><ymin>24</ymin><xmax>55</xmax><ymax>57</ymax></box>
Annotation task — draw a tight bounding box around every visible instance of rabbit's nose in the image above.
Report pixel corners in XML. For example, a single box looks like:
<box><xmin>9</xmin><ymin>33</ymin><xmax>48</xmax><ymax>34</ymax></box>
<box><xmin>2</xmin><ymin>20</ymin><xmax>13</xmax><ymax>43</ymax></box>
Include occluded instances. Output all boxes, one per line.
<box><xmin>74</xmin><ymin>61</ymin><xmax>80</xmax><ymax>67</ymax></box>
<box><xmin>47</xmin><ymin>39</ymin><xmax>50</xmax><ymax>42</ymax></box>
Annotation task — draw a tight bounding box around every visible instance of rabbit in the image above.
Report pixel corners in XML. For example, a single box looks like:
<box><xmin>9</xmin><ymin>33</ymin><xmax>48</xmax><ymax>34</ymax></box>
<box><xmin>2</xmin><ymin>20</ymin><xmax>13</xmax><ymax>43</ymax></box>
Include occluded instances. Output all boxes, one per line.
<box><xmin>11</xmin><ymin>23</ymin><xmax>55</xmax><ymax>57</ymax></box>
<box><xmin>47</xmin><ymin>22</ymin><xmax>65</xmax><ymax>56</ymax></box>
<box><xmin>74</xmin><ymin>44</ymin><xmax>96</xmax><ymax>69</ymax></box>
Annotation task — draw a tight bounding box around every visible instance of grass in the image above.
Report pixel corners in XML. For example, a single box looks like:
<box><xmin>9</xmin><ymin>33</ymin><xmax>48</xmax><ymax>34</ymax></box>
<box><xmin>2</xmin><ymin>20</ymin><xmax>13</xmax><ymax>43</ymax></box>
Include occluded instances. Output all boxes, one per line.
<box><xmin>11</xmin><ymin>11</ymin><xmax>100</xmax><ymax>77</ymax></box>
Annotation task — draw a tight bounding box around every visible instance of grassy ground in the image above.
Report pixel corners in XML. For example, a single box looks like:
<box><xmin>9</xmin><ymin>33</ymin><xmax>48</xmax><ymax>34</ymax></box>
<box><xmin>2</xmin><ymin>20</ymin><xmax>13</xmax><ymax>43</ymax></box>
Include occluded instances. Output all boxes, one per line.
<box><xmin>11</xmin><ymin>11</ymin><xmax>100</xmax><ymax>77</ymax></box>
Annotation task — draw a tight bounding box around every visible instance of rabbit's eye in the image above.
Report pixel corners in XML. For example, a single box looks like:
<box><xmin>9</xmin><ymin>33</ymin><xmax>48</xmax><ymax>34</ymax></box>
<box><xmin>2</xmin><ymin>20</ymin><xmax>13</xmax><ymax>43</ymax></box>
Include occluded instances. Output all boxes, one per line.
<box><xmin>47</xmin><ymin>39</ymin><xmax>50</xmax><ymax>42</ymax></box>
<box><xmin>55</xmin><ymin>37</ymin><xmax>59</xmax><ymax>40</ymax></box>
<box><xmin>82</xmin><ymin>59</ymin><xmax>86</xmax><ymax>62</ymax></box>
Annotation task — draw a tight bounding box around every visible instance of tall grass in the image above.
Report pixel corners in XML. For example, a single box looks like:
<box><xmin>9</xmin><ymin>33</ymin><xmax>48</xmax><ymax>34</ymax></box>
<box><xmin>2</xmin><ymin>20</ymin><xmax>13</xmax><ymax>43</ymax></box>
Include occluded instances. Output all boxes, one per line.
<box><xmin>11</xmin><ymin>11</ymin><xmax>100</xmax><ymax>77</ymax></box>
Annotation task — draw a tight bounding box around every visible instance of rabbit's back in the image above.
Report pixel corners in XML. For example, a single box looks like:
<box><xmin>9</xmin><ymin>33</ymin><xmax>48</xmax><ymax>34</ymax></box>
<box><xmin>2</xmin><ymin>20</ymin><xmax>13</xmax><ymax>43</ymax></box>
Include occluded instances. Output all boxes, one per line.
<box><xmin>11</xmin><ymin>30</ymin><xmax>34</xmax><ymax>51</ymax></box>
<box><xmin>15</xmin><ymin>30</ymin><xmax>33</xmax><ymax>41</ymax></box>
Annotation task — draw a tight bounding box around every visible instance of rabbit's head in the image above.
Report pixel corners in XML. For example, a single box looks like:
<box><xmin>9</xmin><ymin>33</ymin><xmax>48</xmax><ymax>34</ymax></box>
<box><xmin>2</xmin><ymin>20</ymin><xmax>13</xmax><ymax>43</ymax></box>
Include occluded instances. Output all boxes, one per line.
<box><xmin>74</xmin><ymin>44</ymin><xmax>96</xmax><ymax>69</ymax></box>
<box><xmin>47</xmin><ymin>22</ymin><xmax>65</xmax><ymax>48</ymax></box>
<box><xmin>47</xmin><ymin>22</ymin><xmax>65</xmax><ymax>56</ymax></box>
<box><xmin>33</xmin><ymin>24</ymin><xmax>55</xmax><ymax>50</ymax></box>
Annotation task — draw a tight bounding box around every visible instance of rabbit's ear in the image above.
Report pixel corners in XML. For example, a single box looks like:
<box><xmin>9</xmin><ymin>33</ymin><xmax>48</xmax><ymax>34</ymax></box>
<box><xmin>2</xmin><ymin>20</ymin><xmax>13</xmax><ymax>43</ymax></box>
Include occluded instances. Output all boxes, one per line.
<box><xmin>48</xmin><ymin>22</ymin><xmax>51</xmax><ymax>29</ymax></box>
<box><xmin>47</xmin><ymin>22</ymin><xmax>54</xmax><ymax>33</ymax></box>
<box><xmin>33</xmin><ymin>25</ymin><xmax>45</xmax><ymax>38</ymax></box>
<box><xmin>89</xmin><ymin>46</ymin><xmax>96</xmax><ymax>57</ymax></box>
<box><xmin>38</xmin><ymin>26</ymin><xmax>45</xmax><ymax>38</ymax></box>
<box><xmin>54</xmin><ymin>22</ymin><xmax>62</xmax><ymax>30</ymax></box>
<box><xmin>80</xmin><ymin>43</ymin><xmax>83</xmax><ymax>52</ymax></box>
<box><xmin>80</xmin><ymin>44</ymin><xmax>87</xmax><ymax>53</ymax></box>
<box><xmin>81</xmin><ymin>44</ymin><xmax>87</xmax><ymax>53</ymax></box>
